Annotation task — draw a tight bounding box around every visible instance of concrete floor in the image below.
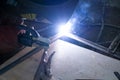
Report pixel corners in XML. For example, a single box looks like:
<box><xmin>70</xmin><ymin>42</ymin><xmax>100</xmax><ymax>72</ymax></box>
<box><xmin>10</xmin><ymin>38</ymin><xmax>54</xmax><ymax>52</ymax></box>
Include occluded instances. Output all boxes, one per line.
<box><xmin>0</xmin><ymin>39</ymin><xmax>120</xmax><ymax>80</ymax></box>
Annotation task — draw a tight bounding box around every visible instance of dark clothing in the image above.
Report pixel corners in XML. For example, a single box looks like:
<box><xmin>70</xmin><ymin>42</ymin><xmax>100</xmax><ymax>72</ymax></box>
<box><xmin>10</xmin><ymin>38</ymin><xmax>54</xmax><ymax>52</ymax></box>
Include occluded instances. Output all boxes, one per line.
<box><xmin>17</xmin><ymin>25</ymin><xmax>49</xmax><ymax>47</ymax></box>
<box><xmin>18</xmin><ymin>25</ymin><xmax>39</xmax><ymax>38</ymax></box>
<box><xmin>17</xmin><ymin>33</ymin><xmax>33</xmax><ymax>46</ymax></box>
<box><xmin>17</xmin><ymin>25</ymin><xmax>37</xmax><ymax>46</ymax></box>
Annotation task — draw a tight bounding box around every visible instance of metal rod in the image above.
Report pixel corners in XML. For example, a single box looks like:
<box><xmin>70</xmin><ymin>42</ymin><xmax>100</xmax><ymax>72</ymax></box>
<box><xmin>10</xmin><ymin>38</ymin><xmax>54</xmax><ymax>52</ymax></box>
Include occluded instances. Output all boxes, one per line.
<box><xmin>96</xmin><ymin>0</ymin><xmax>105</xmax><ymax>42</ymax></box>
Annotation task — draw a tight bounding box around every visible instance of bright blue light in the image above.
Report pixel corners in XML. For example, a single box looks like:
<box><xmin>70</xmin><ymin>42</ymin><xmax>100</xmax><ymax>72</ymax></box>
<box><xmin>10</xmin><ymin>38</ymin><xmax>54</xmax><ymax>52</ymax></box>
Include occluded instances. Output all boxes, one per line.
<box><xmin>58</xmin><ymin>18</ymin><xmax>76</xmax><ymax>36</ymax></box>
<box><xmin>58</xmin><ymin>22</ymin><xmax>72</xmax><ymax>35</ymax></box>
